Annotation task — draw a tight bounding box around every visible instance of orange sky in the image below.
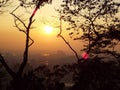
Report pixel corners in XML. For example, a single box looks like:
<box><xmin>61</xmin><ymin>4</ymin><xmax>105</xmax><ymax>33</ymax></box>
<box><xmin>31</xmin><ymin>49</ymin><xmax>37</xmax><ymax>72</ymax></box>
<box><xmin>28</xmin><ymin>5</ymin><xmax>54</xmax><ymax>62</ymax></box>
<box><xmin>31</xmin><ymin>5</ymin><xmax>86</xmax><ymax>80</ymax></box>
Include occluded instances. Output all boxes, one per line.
<box><xmin>0</xmin><ymin>0</ymin><xmax>83</xmax><ymax>54</ymax></box>
<box><xmin>0</xmin><ymin>0</ymin><xmax>120</xmax><ymax>57</ymax></box>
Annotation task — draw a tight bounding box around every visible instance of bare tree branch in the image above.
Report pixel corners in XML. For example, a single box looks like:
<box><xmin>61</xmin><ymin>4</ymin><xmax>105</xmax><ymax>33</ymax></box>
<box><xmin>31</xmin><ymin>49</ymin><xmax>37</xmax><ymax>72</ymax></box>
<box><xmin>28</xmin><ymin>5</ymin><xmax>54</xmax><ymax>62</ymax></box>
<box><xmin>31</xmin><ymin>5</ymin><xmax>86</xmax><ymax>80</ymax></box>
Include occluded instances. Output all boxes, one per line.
<box><xmin>57</xmin><ymin>14</ymin><xmax>80</xmax><ymax>62</ymax></box>
<box><xmin>17</xmin><ymin>0</ymin><xmax>42</xmax><ymax>76</ymax></box>
<box><xmin>28</xmin><ymin>36</ymin><xmax>34</xmax><ymax>47</ymax></box>
<box><xmin>14</xmin><ymin>18</ymin><xmax>26</xmax><ymax>34</ymax></box>
<box><xmin>59</xmin><ymin>34</ymin><xmax>80</xmax><ymax>62</ymax></box>
<box><xmin>13</xmin><ymin>16</ymin><xmax>34</xmax><ymax>48</ymax></box>
<box><xmin>10</xmin><ymin>6</ymin><xmax>28</xmax><ymax>29</ymax></box>
<box><xmin>10</xmin><ymin>13</ymin><xmax>28</xmax><ymax>29</ymax></box>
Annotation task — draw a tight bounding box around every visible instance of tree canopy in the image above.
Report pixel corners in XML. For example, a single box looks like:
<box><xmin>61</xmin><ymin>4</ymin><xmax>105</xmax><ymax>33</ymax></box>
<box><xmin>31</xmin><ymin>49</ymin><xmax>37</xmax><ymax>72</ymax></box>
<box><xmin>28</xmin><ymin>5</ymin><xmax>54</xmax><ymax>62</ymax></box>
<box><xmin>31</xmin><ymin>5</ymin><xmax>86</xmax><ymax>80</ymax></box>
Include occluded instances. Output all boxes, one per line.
<box><xmin>59</xmin><ymin>0</ymin><xmax>120</xmax><ymax>60</ymax></box>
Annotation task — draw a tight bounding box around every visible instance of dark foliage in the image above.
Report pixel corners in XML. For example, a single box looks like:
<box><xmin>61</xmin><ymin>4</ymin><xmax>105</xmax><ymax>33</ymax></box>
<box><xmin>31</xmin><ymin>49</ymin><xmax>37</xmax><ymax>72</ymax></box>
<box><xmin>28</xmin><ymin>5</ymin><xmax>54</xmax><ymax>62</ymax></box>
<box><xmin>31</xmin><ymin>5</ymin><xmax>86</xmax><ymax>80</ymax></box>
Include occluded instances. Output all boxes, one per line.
<box><xmin>0</xmin><ymin>63</ymin><xmax>11</xmax><ymax>90</ymax></box>
<box><xmin>59</xmin><ymin>0</ymin><xmax>120</xmax><ymax>59</ymax></box>
<box><xmin>6</xmin><ymin>58</ymin><xmax>120</xmax><ymax>90</ymax></box>
<box><xmin>7</xmin><ymin>65</ymin><xmax>66</xmax><ymax>90</ymax></box>
<box><xmin>19</xmin><ymin>0</ymin><xmax>52</xmax><ymax>7</ymax></box>
<box><xmin>70</xmin><ymin>58</ymin><xmax>120</xmax><ymax>90</ymax></box>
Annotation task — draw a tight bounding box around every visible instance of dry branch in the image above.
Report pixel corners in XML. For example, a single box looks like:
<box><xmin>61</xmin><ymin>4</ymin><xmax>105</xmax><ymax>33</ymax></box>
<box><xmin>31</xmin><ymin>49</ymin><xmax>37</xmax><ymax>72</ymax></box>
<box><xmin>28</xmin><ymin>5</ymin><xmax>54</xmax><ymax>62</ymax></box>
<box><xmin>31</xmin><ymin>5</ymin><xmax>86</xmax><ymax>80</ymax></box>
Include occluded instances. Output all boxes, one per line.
<box><xmin>57</xmin><ymin>14</ymin><xmax>80</xmax><ymax>62</ymax></box>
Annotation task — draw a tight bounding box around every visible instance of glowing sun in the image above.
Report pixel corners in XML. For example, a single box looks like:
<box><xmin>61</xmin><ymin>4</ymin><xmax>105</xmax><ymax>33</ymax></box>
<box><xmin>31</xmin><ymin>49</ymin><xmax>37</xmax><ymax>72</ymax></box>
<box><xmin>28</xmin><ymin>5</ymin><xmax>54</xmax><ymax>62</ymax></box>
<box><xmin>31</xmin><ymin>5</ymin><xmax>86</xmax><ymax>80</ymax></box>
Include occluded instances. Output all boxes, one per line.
<box><xmin>44</xmin><ymin>25</ymin><xmax>53</xmax><ymax>34</ymax></box>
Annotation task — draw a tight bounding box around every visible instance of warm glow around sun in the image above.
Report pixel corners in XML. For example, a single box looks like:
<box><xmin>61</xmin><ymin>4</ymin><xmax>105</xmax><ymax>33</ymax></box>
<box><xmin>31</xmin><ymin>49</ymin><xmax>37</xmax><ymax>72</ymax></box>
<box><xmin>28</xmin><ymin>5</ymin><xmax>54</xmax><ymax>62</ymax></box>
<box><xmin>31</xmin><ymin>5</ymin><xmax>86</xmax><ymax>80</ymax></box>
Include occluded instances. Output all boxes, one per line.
<box><xmin>44</xmin><ymin>25</ymin><xmax>53</xmax><ymax>34</ymax></box>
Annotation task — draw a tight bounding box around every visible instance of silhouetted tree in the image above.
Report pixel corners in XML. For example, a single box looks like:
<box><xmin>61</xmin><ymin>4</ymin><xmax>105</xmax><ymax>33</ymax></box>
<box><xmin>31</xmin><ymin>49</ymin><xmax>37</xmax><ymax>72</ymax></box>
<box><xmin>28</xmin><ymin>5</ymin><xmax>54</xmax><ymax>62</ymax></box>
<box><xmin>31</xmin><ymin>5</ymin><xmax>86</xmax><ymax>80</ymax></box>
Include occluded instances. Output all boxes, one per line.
<box><xmin>57</xmin><ymin>1</ymin><xmax>120</xmax><ymax>89</ymax></box>
<box><xmin>0</xmin><ymin>0</ymin><xmax>52</xmax><ymax>89</ymax></box>
<box><xmin>59</xmin><ymin>0</ymin><xmax>120</xmax><ymax>61</ymax></box>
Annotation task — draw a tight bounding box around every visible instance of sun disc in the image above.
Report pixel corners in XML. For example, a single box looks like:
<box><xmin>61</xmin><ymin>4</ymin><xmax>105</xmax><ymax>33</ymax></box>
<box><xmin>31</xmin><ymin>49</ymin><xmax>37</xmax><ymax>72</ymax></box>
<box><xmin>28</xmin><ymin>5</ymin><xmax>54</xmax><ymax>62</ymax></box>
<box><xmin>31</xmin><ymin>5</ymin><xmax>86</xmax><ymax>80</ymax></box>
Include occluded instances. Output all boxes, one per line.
<box><xmin>44</xmin><ymin>25</ymin><xmax>53</xmax><ymax>34</ymax></box>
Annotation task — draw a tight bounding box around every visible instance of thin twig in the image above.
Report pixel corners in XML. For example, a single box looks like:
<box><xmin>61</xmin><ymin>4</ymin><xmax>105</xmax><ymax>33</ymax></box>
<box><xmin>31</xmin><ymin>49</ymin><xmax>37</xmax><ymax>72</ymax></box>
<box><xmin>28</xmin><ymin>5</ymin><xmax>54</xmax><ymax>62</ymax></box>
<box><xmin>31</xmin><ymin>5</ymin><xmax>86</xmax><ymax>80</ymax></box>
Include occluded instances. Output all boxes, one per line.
<box><xmin>59</xmin><ymin>35</ymin><xmax>80</xmax><ymax>61</ymax></box>
<box><xmin>14</xmin><ymin>16</ymin><xmax>34</xmax><ymax>47</ymax></box>
<box><xmin>14</xmin><ymin>18</ymin><xmax>26</xmax><ymax>34</ymax></box>
<box><xmin>10</xmin><ymin>6</ymin><xmax>27</xmax><ymax>29</ymax></box>
<box><xmin>57</xmin><ymin>13</ymin><xmax>80</xmax><ymax>62</ymax></box>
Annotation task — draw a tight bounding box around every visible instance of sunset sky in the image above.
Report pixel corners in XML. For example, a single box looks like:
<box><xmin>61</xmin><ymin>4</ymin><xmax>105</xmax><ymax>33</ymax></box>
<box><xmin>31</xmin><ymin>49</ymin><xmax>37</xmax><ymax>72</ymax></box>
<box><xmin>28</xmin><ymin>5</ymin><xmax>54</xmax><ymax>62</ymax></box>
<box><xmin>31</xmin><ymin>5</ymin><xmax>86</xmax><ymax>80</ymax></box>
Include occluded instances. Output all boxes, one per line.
<box><xmin>0</xmin><ymin>0</ymin><xmax>120</xmax><ymax>56</ymax></box>
<box><xmin>0</xmin><ymin>0</ymin><xmax>82</xmax><ymax>54</ymax></box>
